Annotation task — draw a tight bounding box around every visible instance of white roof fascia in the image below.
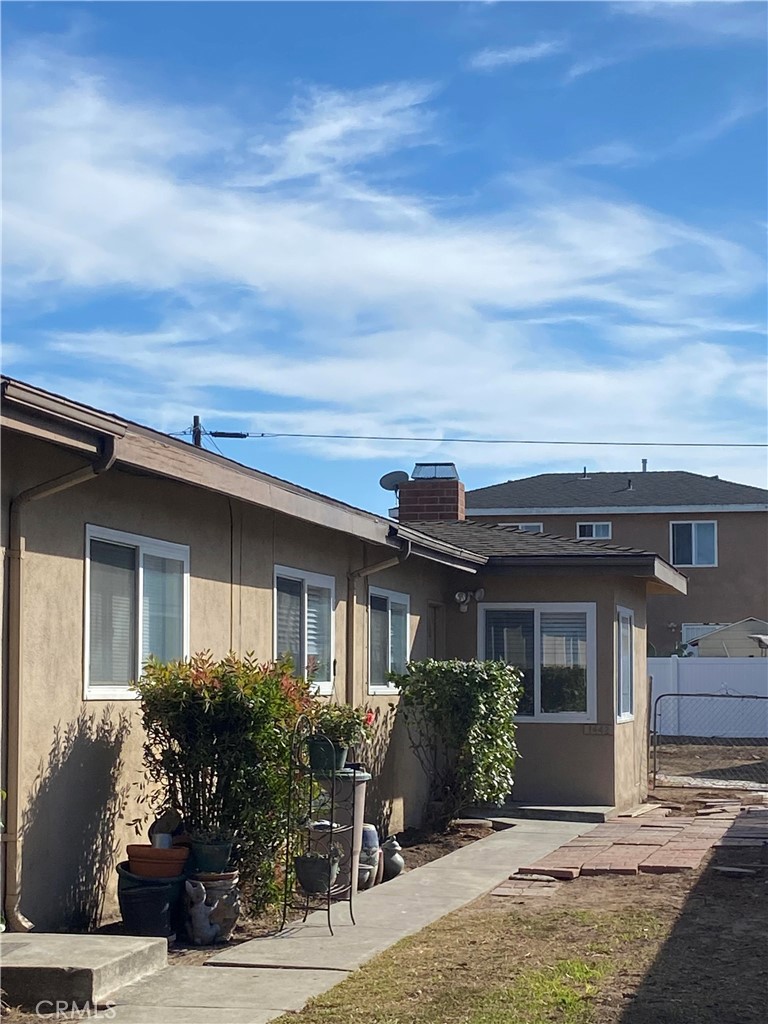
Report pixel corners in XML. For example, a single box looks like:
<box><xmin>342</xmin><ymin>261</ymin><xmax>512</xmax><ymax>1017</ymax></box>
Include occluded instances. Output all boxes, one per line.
<box><xmin>466</xmin><ymin>504</ymin><xmax>768</xmax><ymax>516</ymax></box>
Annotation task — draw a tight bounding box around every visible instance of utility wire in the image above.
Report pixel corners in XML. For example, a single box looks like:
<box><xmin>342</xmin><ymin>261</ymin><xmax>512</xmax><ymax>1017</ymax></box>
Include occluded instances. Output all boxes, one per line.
<box><xmin>169</xmin><ymin>428</ymin><xmax>767</xmax><ymax>449</ymax></box>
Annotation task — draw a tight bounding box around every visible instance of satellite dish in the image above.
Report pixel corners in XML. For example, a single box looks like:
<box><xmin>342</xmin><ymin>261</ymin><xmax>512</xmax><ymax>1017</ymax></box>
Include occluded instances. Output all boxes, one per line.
<box><xmin>379</xmin><ymin>470</ymin><xmax>409</xmax><ymax>492</ymax></box>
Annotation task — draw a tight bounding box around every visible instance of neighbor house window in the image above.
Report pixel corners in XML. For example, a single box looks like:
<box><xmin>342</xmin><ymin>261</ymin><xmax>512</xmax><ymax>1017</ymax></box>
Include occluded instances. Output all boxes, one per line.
<box><xmin>85</xmin><ymin>525</ymin><xmax>189</xmax><ymax>699</ymax></box>
<box><xmin>369</xmin><ymin>587</ymin><xmax>410</xmax><ymax>693</ymax></box>
<box><xmin>577</xmin><ymin>522</ymin><xmax>612</xmax><ymax>540</ymax></box>
<box><xmin>274</xmin><ymin>566</ymin><xmax>334</xmax><ymax>694</ymax></box>
<box><xmin>617</xmin><ymin>607</ymin><xmax>634</xmax><ymax>720</ymax></box>
<box><xmin>670</xmin><ymin>521</ymin><xmax>717</xmax><ymax>567</ymax></box>
<box><xmin>509</xmin><ymin>523</ymin><xmax>543</xmax><ymax>533</ymax></box>
<box><xmin>480</xmin><ymin>603</ymin><xmax>596</xmax><ymax>721</ymax></box>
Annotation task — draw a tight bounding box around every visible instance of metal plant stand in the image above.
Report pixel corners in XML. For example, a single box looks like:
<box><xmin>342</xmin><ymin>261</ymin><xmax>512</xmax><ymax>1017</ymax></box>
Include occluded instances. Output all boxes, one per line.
<box><xmin>280</xmin><ymin>715</ymin><xmax>364</xmax><ymax>936</ymax></box>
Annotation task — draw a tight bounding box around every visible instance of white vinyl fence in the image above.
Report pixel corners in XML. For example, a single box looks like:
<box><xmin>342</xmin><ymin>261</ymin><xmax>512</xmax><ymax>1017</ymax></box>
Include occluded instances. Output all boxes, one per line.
<box><xmin>649</xmin><ymin>657</ymin><xmax>768</xmax><ymax>739</ymax></box>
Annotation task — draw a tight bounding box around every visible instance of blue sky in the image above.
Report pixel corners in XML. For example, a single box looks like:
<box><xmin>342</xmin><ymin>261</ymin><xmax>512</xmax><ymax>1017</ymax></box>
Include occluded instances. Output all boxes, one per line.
<box><xmin>3</xmin><ymin>0</ymin><xmax>767</xmax><ymax>512</ymax></box>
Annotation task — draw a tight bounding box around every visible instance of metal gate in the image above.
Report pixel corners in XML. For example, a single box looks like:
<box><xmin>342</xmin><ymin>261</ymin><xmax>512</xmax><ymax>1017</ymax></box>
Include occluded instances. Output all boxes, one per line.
<box><xmin>651</xmin><ymin>692</ymin><xmax>768</xmax><ymax>789</ymax></box>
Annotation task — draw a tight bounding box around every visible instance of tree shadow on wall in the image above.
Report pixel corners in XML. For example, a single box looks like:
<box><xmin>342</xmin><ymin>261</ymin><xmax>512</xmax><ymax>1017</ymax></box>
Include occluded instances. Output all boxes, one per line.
<box><xmin>21</xmin><ymin>708</ymin><xmax>132</xmax><ymax>931</ymax></box>
<box><xmin>360</xmin><ymin>703</ymin><xmax>399</xmax><ymax>838</ymax></box>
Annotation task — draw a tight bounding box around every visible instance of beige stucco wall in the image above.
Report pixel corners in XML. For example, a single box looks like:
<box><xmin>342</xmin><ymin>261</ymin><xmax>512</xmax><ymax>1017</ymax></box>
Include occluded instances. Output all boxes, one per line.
<box><xmin>469</xmin><ymin>511</ymin><xmax>768</xmax><ymax>656</ymax></box>
<box><xmin>445</xmin><ymin>572</ymin><xmax>648</xmax><ymax>811</ymax></box>
<box><xmin>3</xmin><ymin>428</ymin><xmax>653</xmax><ymax>929</ymax></box>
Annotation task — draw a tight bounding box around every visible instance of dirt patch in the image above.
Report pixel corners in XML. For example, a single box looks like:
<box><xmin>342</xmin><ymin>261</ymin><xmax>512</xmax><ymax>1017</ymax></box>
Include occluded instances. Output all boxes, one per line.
<box><xmin>654</xmin><ymin>740</ymin><xmax>768</xmax><ymax>788</ymax></box>
<box><xmin>397</xmin><ymin>820</ymin><xmax>496</xmax><ymax>871</ymax></box>
<box><xmin>649</xmin><ymin>785</ymin><xmax>767</xmax><ymax>814</ymax></box>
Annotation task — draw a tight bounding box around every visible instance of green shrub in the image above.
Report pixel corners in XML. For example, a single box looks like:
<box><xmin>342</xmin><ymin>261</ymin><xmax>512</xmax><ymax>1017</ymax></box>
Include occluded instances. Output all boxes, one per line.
<box><xmin>391</xmin><ymin>659</ymin><xmax>522</xmax><ymax>830</ymax></box>
<box><xmin>133</xmin><ymin>651</ymin><xmax>312</xmax><ymax>909</ymax></box>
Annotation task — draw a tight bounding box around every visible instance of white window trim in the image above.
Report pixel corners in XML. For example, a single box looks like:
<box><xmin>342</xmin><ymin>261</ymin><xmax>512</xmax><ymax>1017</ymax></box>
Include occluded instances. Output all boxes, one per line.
<box><xmin>84</xmin><ymin>524</ymin><xmax>190</xmax><ymax>701</ymax></box>
<box><xmin>368</xmin><ymin>586</ymin><xmax>411</xmax><ymax>695</ymax></box>
<box><xmin>478</xmin><ymin>602</ymin><xmax>596</xmax><ymax>723</ymax></box>
<box><xmin>273</xmin><ymin>564</ymin><xmax>336</xmax><ymax>695</ymax></box>
<box><xmin>616</xmin><ymin>606</ymin><xmax>634</xmax><ymax>723</ymax></box>
<box><xmin>508</xmin><ymin>523</ymin><xmax>544</xmax><ymax>533</ymax></box>
<box><xmin>577</xmin><ymin>521</ymin><xmax>612</xmax><ymax>540</ymax></box>
<box><xmin>669</xmin><ymin>520</ymin><xmax>718</xmax><ymax>568</ymax></box>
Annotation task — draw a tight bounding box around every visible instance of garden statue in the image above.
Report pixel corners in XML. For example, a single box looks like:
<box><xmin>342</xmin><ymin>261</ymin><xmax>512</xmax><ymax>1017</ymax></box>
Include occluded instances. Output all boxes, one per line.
<box><xmin>185</xmin><ymin>879</ymin><xmax>221</xmax><ymax>945</ymax></box>
<box><xmin>381</xmin><ymin>836</ymin><xmax>405</xmax><ymax>881</ymax></box>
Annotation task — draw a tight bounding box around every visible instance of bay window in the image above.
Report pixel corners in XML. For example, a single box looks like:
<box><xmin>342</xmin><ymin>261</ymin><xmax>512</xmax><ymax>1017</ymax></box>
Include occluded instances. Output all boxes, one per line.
<box><xmin>480</xmin><ymin>603</ymin><xmax>596</xmax><ymax>721</ymax></box>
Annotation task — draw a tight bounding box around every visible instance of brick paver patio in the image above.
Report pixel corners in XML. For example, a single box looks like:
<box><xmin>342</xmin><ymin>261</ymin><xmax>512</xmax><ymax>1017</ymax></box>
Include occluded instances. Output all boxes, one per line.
<box><xmin>509</xmin><ymin>802</ymin><xmax>768</xmax><ymax>881</ymax></box>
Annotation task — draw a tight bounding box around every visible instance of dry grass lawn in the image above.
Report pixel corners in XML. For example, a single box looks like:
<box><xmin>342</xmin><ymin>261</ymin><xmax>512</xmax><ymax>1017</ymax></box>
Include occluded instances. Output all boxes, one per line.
<box><xmin>275</xmin><ymin>850</ymin><xmax>768</xmax><ymax>1024</ymax></box>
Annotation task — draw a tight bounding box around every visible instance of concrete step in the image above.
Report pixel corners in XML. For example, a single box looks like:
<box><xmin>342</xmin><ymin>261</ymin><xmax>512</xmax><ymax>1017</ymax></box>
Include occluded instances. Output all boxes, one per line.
<box><xmin>0</xmin><ymin>933</ymin><xmax>167</xmax><ymax>1011</ymax></box>
<box><xmin>467</xmin><ymin>803</ymin><xmax>614</xmax><ymax>824</ymax></box>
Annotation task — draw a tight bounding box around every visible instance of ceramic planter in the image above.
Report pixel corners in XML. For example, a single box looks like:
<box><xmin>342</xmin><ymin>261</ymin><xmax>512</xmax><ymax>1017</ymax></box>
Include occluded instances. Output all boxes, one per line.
<box><xmin>192</xmin><ymin>870</ymin><xmax>241</xmax><ymax>942</ymax></box>
<box><xmin>126</xmin><ymin>844</ymin><xmax>189</xmax><ymax>879</ymax></box>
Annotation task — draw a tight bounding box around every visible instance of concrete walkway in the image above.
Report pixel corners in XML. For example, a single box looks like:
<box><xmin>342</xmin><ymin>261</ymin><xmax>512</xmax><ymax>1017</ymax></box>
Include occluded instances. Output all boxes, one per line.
<box><xmin>95</xmin><ymin>818</ymin><xmax>587</xmax><ymax>1023</ymax></box>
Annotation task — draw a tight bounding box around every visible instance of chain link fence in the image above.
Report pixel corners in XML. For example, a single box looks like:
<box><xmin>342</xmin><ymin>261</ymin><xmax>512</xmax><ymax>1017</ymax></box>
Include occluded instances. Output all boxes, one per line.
<box><xmin>651</xmin><ymin>691</ymin><xmax>768</xmax><ymax>790</ymax></box>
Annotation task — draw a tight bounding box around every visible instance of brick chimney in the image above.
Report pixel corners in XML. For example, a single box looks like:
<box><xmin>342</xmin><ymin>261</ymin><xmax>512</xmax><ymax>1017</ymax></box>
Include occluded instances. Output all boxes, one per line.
<box><xmin>397</xmin><ymin>463</ymin><xmax>465</xmax><ymax>522</ymax></box>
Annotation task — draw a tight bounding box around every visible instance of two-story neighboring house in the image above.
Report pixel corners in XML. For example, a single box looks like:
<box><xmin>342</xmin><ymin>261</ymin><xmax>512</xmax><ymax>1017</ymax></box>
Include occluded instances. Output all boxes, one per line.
<box><xmin>464</xmin><ymin>468</ymin><xmax>768</xmax><ymax>656</ymax></box>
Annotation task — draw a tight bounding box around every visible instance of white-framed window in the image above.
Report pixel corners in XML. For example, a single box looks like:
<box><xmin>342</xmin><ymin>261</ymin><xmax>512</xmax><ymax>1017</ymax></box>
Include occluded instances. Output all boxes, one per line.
<box><xmin>368</xmin><ymin>587</ymin><xmax>410</xmax><ymax>694</ymax></box>
<box><xmin>479</xmin><ymin>602</ymin><xmax>596</xmax><ymax>722</ymax></box>
<box><xmin>577</xmin><ymin>522</ymin><xmax>612</xmax><ymax>540</ymax></box>
<box><xmin>509</xmin><ymin>523</ymin><xmax>543</xmax><ymax>534</ymax></box>
<box><xmin>617</xmin><ymin>607</ymin><xmax>634</xmax><ymax>721</ymax></box>
<box><xmin>670</xmin><ymin>521</ymin><xmax>717</xmax><ymax>567</ymax></box>
<box><xmin>85</xmin><ymin>525</ymin><xmax>190</xmax><ymax>700</ymax></box>
<box><xmin>274</xmin><ymin>565</ymin><xmax>335</xmax><ymax>695</ymax></box>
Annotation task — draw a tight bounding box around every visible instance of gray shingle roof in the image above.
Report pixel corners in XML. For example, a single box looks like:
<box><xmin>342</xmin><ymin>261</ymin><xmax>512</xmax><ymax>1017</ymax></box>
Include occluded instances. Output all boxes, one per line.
<box><xmin>406</xmin><ymin>520</ymin><xmax>656</xmax><ymax>559</ymax></box>
<box><xmin>466</xmin><ymin>471</ymin><xmax>768</xmax><ymax>510</ymax></box>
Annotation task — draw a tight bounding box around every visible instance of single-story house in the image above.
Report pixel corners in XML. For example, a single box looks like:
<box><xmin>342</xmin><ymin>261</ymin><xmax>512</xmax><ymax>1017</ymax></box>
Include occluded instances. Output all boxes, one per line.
<box><xmin>686</xmin><ymin>618</ymin><xmax>768</xmax><ymax>657</ymax></box>
<box><xmin>1</xmin><ymin>377</ymin><xmax>687</xmax><ymax>930</ymax></box>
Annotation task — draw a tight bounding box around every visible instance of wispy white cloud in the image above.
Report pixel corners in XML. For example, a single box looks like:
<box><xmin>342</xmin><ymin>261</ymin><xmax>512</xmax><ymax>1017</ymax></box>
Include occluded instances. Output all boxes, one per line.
<box><xmin>563</xmin><ymin>53</ymin><xmax>625</xmax><ymax>83</ymax></box>
<box><xmin>613</xmin><ymin>1</ymin><xmax>768</xmax><ymax>43</ymax></box>
<box><xmin>468</xmin><ymin>38</ymin><xmax>566</xmax><ymax>72</ymax></box>
<box><xmin>570</xmin><ymin>97</ymin><xmax>764</xmax><ymax>168</ymax></box>
<box><xmin>3</xmin><ymin>41</ymin><xmax>766</xmax><ymax>484</ymax></box>
<box><xmin>240</xmin><ymin>82</ymin><xmax>436</xmax><ymax>186</ymax></box>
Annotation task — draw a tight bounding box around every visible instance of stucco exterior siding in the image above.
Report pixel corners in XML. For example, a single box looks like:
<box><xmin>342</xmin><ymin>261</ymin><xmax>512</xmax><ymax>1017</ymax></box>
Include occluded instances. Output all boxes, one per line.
<box><xmin>445</xmin><ymin>573</ymin><xmax>648</xmax><ymax>809</ymax></box>
<box><xmin>3</xmin><ymin>425</ymin><xmax>662</xmax><ymax>931</ymax></box>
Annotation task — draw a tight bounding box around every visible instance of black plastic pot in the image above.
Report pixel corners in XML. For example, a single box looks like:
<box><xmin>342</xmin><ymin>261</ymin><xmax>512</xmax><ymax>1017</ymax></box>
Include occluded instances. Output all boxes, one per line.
<box><xmin>116</xmin><ymin>861</ymin><xmax>186</xmax><ymax>932</ymax></box>
<box><xmin>119</xmin><ymin>883</ymin><xmax>174</xmax><ymax>938</ymax></box>
<box><xmin>306</xmin><ymin>736</ymin><xmax>348</xmax><ymax>773</ymax></box>
<box><xmin>190</xmin><ymin>839</ymin><xmax>233</xmax><ymax>874</ymax></box>
<box><xmin>294</xmin><ymin>854</ymin><xmax>340</xmax><ymax>895</ymax></box>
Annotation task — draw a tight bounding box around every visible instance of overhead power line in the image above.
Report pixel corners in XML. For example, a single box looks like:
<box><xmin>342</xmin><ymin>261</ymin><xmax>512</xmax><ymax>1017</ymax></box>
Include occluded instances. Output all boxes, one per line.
<box><xmin>170</xmin><ymin>425</ymin><xmax>767</xmax><ymax>449</ymax></box>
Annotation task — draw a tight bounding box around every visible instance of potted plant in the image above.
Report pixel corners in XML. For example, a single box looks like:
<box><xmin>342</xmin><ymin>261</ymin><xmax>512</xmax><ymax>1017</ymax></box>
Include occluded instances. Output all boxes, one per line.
<box><xmin>132</xmin><ymin>652</ymin><xmax>313</xmax><ymax>911</ymax></box>
<box><xmin>294</xmin><ymin>846</ymin><xmax>341</xmax><ymax>895</ymax></box>
<box><xmin>306</xmin><ymin>704</ymin><xmax>374</xmax><ymax>772</ymax></box>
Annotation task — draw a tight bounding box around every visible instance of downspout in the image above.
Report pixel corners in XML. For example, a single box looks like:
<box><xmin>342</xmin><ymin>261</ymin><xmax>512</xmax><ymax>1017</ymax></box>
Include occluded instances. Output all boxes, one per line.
<box><xmin>345</xmin><ymin>542</ymin><xmax>411</xmax><ymax>705</ymax></box>
<box><xmin>4</xmin><ymin>436</ymin><xmax>117</xmax><ymax>931</ymax></box>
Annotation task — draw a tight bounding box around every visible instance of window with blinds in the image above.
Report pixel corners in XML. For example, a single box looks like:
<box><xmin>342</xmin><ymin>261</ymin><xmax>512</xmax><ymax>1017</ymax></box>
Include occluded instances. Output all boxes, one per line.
<box><xmin>86</xmin><ymin>526</ymin><xmax>189</xmax><ymax>697</ymax></box>
<box><xmin>481</xmin><ymin>603</ymin><xmax>595</xmax><ymax>720</ymax></box>
<box><xmin>617</xmin><ymin>608</ymin><xmax>634</xmax><ymax>719</ymax></box>
<box><xmin>369</xmin><ymin>588</ymin><xmax>410</xmax><ymax>691</ymax></box>
<box><xmin>274</xmin><ymin>567</ymin><xmax>334</xmax><ymax>693</ymax></box>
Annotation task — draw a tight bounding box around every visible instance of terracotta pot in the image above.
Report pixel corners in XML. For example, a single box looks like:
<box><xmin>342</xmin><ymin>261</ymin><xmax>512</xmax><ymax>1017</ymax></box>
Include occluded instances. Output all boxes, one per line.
<box><xmin>127</xmin><ymin>844</ymin><xmax>189</xmax><ymax>878</ymax></box>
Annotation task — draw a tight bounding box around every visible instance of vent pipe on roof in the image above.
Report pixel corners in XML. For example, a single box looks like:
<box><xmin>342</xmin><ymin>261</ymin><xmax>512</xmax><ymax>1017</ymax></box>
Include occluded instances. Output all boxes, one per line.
<box><xmin>642</xmin><ymin>459</ymin><xmax>647</xmax><ymax>473</ymax></box>
<box><xmin>627</xmin><ymin>478</ymin><xmax>633</xmax><ymax>490</ymax></box>
<box><xmin>581</xmin><ymin>466</ymin><xmax>588</xmax><ymax>479</ymax></box>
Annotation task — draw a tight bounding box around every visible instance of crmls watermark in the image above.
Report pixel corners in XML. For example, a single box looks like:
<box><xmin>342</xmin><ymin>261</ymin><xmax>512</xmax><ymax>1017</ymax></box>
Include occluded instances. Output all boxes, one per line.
<box><xmin>34</xmin><ymin>1001</ymin><xmax>116</xmax><ymax>1019</ymax></box>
